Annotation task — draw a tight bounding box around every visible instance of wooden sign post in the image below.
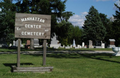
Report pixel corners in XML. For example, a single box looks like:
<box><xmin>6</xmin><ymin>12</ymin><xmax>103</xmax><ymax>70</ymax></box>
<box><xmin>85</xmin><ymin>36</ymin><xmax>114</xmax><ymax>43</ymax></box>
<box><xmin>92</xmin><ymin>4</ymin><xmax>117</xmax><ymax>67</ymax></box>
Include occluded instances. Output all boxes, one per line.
<box><xmin>43</xmin><ymin>40</ymin><xmax>47</xmax><ymax>66</ymax></box>
<box><xmin>15</xmin><ymin>13</ymin><xmax>51</xmax><ymax>67</ymax></box>
<box><xmin>17</xmin><ymin>39</ymin><xmax>21</xmax><ymax>67</ymax></box>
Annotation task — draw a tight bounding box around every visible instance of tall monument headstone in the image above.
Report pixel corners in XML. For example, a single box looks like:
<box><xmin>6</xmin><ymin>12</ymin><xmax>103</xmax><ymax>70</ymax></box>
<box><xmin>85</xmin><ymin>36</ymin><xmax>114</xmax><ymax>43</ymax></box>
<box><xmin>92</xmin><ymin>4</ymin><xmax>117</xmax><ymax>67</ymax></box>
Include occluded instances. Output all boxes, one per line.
<box><xmin>50</xmin><ymin>34</ymin><xmax>61</xmax><ymax>49</ymax></box>
<box><xmin>89</xmin><ymin>40</ymin><xmax>93</xmax><ymax>48</ymax></box>
<box><xmin>73</xmin><ymin>39</ymin><xmax>76</xmax><ymax>47</ymax></box>
<box><xmin>101</xmin><ymin>43</ymin><xmax>105</xmax><ymax>48</ymax></box>
<box><xmin>82</xmin><ymin>42</ymin><xmax>85</xmax><ymax>48</ymax></box>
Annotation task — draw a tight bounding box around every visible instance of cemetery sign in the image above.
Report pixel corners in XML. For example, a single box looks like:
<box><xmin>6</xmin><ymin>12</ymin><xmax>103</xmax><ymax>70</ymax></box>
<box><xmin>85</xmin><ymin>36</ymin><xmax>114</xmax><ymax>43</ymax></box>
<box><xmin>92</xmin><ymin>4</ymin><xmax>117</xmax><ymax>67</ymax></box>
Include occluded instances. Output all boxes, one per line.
<box><xmin>15</xmin><ymin>13</ymin><xmax>51</xmax><ymax>39</ymax></box>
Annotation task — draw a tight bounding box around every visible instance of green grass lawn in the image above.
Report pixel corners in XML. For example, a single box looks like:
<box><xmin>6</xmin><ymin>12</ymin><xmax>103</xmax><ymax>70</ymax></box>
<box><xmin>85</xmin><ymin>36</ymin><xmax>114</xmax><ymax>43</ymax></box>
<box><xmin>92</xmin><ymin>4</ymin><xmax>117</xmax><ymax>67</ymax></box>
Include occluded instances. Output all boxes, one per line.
<box><xmin>0</xmin><ymin>53</ymin><xmax>120</xmax><ymax>78</ymax></box>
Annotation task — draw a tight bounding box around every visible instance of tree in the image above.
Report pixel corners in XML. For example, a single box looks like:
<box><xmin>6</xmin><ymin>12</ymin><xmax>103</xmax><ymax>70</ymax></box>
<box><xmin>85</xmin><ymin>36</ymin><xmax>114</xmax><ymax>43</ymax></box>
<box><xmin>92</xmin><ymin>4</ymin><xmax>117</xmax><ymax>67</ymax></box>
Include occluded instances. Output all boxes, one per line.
<box><xmin>55</xmin><ymin>20</ymin><xmax>83</xmax><ymax>45</ymax></box>
<box><xmin>99</xmin><ymin>13</ymin><xmax>113</xmax><ymax>45</ymax></box>
<box><xmin>112</xmin><ymin>4</ymin><xmax>120</xmax><ymax>46</ymax></box>
<box><xmin>15</xmin><ymin>0</ymin><xmax>73</xmax><ymax>36</ymax></box>
<box><xmin>82</xmin><ymin>6</ymin><xmax>106</xmax><ymax>44</ymax></box>
<box><xmin>0</xmin><ymin>0</ymin><xmax>16</xmax><ymax>44</ymax></box>
<box><xmin>72</xmin><ymin>26</ymin><xmax>83</xmax><ymax>45</ymax></box>
<box><xmin>0</xmin><ymin>0</ymin><xmax>73</xmax><ymax>46</ymax></box>
<box><xmin>55</xmin><ymin>21</ymin><xmax>73</xmax><ymax>45</ymax></box>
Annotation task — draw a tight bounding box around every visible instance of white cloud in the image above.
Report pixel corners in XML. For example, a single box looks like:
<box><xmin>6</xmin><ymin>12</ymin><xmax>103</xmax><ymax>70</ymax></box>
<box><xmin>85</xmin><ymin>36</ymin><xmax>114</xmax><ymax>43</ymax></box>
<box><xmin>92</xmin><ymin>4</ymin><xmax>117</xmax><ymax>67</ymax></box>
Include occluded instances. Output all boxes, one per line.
<box><xmin>68</xmin><ymin>12</ymin><xmax>88</xmax><ymax>27</ymax></box>
<box><xmin>82</xmin><ymin>12</ymin><xmax>88</xmax><ymax>15</ymax></box>
<box><xmin>115</xmin><ymin>0</ymin><xmax>120</xmax><ymax>7</ymax></box>
<box><xmin>113</xmin><ymin>0</ymin><xmax>120</xmax><ymax>10</ymax></box>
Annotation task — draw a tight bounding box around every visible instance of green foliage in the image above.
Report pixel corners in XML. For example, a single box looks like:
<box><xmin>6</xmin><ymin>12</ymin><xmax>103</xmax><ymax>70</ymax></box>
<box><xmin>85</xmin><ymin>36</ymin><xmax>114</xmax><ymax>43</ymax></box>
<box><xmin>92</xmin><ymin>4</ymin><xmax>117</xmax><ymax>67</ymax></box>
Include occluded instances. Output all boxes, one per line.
<box><xmin>72</xmin><ymin>26</ymin><xmax>83</xmax><ymax>45</ymax></box>
<box><xmin>61</xmin><ymin>38</ymin><xmax>68</xmax><ymax>46</ymax></box>
<box><xmin>56</xmin><ymin>20</ymin><xmax>83</xmax><ymax>45</ymax></box>
<box><xmin>99</xmin><ymin>13</ymin><xmax>113</xmax><ymax>45</ymax></box>
<box><xmin>112</xmin><ymin>4</ymin><xmax>120</xmax><ymax>46</ymax></box>
<box><xmin>56</xmin><ymin>21</ymin><xmax>73</xmax><ymax>45</ymax></box>
<box><xmin>0</xmin><ymin>0</ymin><xmax>16</xmax><ymax>43</ymax></box>
<box><xmin>0</xmin><ymin>0</ymin><xmax>74</xmax><ymax>45</ymax></box>
<box><xmin>6</xmin><ymin>33</ymin><xmax>15</xmax><ymax>44</ymax></box>
<box><xmin>83</xmin><ymin>6</ymin><xmax>106</xmax><ymax>43</ymax></box>
<box><xmin>15</xmin><ymin>0</ymin><xmax>73</xmax><ymax>41</ymax></box>
<box><xmin>0</xmin><ymin>0</ymin><xmax>82</xmax><ymax>46</ymax></box>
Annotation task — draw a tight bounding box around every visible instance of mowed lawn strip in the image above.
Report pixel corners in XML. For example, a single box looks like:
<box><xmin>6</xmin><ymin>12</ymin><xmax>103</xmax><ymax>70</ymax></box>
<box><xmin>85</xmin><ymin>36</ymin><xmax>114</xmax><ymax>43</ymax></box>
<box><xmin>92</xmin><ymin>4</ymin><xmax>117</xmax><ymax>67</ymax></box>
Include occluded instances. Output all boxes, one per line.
<box><xmin>0</xmin><ymin>53</ymin><xmax>120</xmax><ymax>78</ymax></box>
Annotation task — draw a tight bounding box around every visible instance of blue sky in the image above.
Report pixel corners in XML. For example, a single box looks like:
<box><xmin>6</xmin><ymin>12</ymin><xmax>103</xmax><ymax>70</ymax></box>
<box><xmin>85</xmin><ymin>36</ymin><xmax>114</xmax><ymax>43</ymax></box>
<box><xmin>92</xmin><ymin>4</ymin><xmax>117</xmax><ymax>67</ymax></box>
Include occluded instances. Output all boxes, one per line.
<box><xmin>65</xmin><ymin>0</ymin><xmax>119</xmax><ymax>27</ymax></box>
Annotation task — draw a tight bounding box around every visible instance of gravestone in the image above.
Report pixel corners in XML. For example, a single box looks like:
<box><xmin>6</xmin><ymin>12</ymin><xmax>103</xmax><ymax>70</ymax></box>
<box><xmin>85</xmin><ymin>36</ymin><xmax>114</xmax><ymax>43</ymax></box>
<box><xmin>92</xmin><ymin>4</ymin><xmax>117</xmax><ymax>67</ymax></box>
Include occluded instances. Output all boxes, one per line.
<box><xmin>16</xmin><ymin>40</ymin><xmax>24</xmax><ymax>47</ymax></box>
<box><xmin>95</xmin><ymin>41</ymin><xmax>102</xmax><ymax>48</ymax></box>
<box><xmin>101</xmin><ymin>43</ymin><xmax>105</xmax><ymax>48</ymax></box>
<box><xmin>109</xmin><ymin>39</ymin><xmax>115</xmax><ymax>48</ymax></box>
<box><xmin>75</xmin><ymin>45</ymin><xmax>81</xmax><ymax>49</ymax></box>
<box><xmin>9</xmin><ymin>43</ymin><xmax>12</xmax><ymax>47</ymax></box>
<box><xmin>63</xmin><ymin>45</ymin><xmax>65</xmax><ymax>48</ymax></box>
<box><xmin>70</xmin><ymin>45</ymin><xmax>73</xmax><ymax>48</ymax></box>
<box><xmin>94</xmin><ymin>41</ymin><xmax>105</xmax><ymax>48</ymax></box>
<box><xmin>65</xmin><ymin>45</ymin><xmax>70</xmax><ymax>49</ymax></box>
<box><xmin>73</xmin><ymin>39</ymin><xmax>76</xmax><ymax>47</ymax></box>
<box><xmin>89</xmin><ymin>40</ymin><xmax>93</xmax><ymax>48</ymax></box>
<box><xmin>13</xmin><ymin>40</ymin><xmax>16</xmax><ymax>46</ymax></box>
<box><xmin>34</xmin><ymin>39</ymin><xmax>40</xmax><ymax>48</ymax></box>
<box><xmin>50</xmin><ymin>34</ymin><xmax>61</xmax><ymax>49</ymax></box>
<box><xmin>16</xmin><ymin>40</ymin><xmax>21</xmax><ymax>47</ymax></box>
<box><xmin>26</xmin><ymin>40</ymin><xmax>30</xmax><ymax>49</ymax></box>
<box><xmin>27</xmin><ymin>40</ymin><xmax>30</xmax><ymax>45</ymax></box>
<box><xmin>82</xmin><ymin>42</ymin><xmax>85</xmax><ymax>48</ymax></box>
<box><xmin>78</xmin><ymin>45</ymin><xmax>81</xmax><ymax>48</ymax></box>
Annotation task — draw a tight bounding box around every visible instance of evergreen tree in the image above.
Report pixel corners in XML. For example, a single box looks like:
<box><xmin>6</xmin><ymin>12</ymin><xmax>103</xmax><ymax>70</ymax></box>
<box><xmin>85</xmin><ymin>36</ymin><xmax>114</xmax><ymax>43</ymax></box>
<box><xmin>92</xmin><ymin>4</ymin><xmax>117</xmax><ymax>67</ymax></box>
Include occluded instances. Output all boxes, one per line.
<box><xmin>82</xmin><ymin>6</ymin><xmax>106</xmax><ymax>44</ymax></box>
<box><xmin>99</xmin><ymin>13</ymin><xmax>113</xmax><ymax>46</ymax></box>
<box><xmin>113</xmin><ymin>4</ymin><xmax>120</xmax><ymax>46</ymax></box>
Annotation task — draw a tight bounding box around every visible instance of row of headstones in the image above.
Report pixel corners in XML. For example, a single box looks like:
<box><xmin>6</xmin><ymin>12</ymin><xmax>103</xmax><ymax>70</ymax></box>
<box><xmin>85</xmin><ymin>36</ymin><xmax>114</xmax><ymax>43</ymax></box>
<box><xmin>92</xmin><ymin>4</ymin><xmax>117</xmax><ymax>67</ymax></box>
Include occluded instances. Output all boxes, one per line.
<box><xmin>8</xmin><ymin>38</ymin><xmax>116</xmax><ymax>49</ymax></box>
<box><xmin>88</xmin><ymin>39</ymin><xmax>115</xmax><ymax>48</ymax></box>
<box><xmin>50</xmin><ymin>42</ymin><xmax>86</xmax><ymax>49</ymax></box>
<box><xmin>9</xmin><ymin>39</ymin><xmax>41</xmax><ymax>48</ymax></box>
<box><xmin>49</xmin><ymin>35</ymin><xmax>87</xmax><ymax>49</ymax></box>
<box><xmin>49</xmin><ymin>36</ymin><xmax>105</xmax><ymax>49</ymax></box>
<box><xmin>50</xmin><ymin>39</ymin><xmax>115</xmax><ymax>49</ymax></box>
<box><xmin>9</xmin><ymin>40</ymin><xmax>24</xmax><ymax>47</ymax></box>
<box><xmin>26</xmin><ymin>39</ymin><xmax>42</xmax><ymax>48</ymax></box>
<box><xmin>61</xmin><ymin>42</ymin><xmax>87</xmax><ymax>49</ymax></box>
<box><xmin>88</xmin><ymin>40</ymin><xmax>105</xmax><ymax>48</ymax></box>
